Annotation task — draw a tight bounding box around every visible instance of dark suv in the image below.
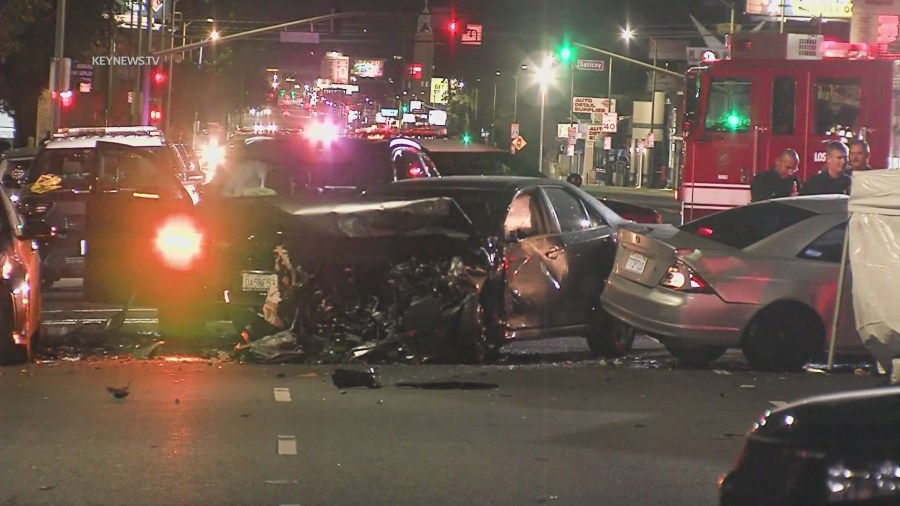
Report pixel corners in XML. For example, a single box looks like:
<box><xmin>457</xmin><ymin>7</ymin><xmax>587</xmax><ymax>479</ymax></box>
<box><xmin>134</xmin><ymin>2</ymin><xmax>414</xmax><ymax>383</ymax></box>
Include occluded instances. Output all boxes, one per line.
<box><xmin>81</xmin><ymin>133</ymin><xmax>440</xmax><ymax>337</ymax></box>
<box><xmin>17</xmin><ymin>127</ymin><xmax>195</xmax><ymax>286</ymax></box>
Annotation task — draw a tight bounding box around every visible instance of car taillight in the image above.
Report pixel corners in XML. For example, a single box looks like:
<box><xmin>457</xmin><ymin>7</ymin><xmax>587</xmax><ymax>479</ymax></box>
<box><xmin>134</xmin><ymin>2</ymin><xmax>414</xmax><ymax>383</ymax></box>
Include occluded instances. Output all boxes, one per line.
<box><xmin>17</xmin><ymin>201</ymin><xmax>54</xmax><ymax>218</ymax></box>
<box><xmin>154</xmin><ymin>215</ymin><xmax>204</xmax><ymax>270</ymax></box>
<box><xmin>659</xmin><ymin>260</ymin><xmax>713</xmax><ymax>293</ymax></box>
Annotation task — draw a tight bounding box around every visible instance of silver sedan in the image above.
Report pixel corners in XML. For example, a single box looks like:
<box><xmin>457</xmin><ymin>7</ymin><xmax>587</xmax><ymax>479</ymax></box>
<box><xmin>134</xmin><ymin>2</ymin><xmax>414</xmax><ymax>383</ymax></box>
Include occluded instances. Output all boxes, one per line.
<box><xmin>600</xmin><ymin>195</ymin><xmax>868</xmax><ymax>372</ymax></box>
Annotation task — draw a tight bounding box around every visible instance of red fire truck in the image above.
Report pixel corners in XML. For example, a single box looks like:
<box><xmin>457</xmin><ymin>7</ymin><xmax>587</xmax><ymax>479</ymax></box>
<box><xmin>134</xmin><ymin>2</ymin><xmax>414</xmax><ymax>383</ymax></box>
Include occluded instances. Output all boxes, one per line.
<box><xmin>679</xmin><ymin>32</ymin><xmax>900</xmax><ymax>222</ymax></box>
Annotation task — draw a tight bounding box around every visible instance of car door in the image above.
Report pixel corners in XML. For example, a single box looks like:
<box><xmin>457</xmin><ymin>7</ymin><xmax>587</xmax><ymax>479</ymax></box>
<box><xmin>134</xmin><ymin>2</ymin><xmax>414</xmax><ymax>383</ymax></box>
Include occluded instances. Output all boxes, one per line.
<box><xmin>501</xmin><ymin>188</ymin><xmax>569</xmax><ymax>335</ymax></box>
<box><xmin>83</xmin><ymin>142</ymin><xmax>194</xmax><ymax>305</ymax></box>
<box><xmin>541</xmin><ymin>186</ymin><xmax>617</xmax><ymax>327</ymax></box>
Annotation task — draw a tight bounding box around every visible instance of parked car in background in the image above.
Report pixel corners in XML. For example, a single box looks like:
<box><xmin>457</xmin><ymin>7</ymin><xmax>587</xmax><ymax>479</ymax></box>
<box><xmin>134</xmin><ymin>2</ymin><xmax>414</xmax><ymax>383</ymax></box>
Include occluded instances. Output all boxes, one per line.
<box><xmin>601</xmin><ymin>195</ymin><xmax>867</xmax><ymax>371</ymax></box>
<box><xmin>0</xmin><ymin>147</ymin><xmax>38</xmax><ymax>202</ymax></box>
<box><xmin>719</xmin><ymin>386</ymin><xmax>900</xmax><ymax>505</ymax></box>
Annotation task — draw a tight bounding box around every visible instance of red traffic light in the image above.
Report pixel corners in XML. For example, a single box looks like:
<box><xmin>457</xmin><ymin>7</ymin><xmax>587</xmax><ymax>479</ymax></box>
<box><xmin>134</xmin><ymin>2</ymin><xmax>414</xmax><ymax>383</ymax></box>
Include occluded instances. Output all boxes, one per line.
<box><xmin>409</xmin><ymin>63</ymin><xmax>423</xmax><ymax>80</ymax></box>
<box><xmin>448</xmin><ymin>20</ymin><xmax>458</xmax><ymax>33</ymax></box>
<box><xmin>59</xmin><ymin>90</ymin><xmax>74</xmax><ymax>108</ymax></box>
<box><xmin>153</xmin><ymin>70</ymin><xmax>167</xmax><ymax>85</ymax></box>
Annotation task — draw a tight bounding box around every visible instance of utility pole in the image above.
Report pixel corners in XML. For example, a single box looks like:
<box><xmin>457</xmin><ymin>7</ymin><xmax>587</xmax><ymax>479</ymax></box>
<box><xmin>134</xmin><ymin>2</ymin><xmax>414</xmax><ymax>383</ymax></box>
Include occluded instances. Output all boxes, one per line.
<box><xmin>165</xmin><ymin>1</ymin><xmax>179</xmax><ymax>135</ymax></box>
<box><xmin>134</xmin><ymin>0</ymin><xmax>143</xmax><ymax>124</ymax></box>
<box><xmin>49</xmin><ymin>0</ymin><xmax>67</xmax><ymax>134</ymax></box>
<box><xmin>106</xmin><ymin>24</ymin><xmax>115</xmax><ymax>126</ymax></box>
<box><xmin>647</xmin><ymin>38</ymin><xmax>658</xmax><ymax>188</ymax></box>
<box><xmin>140</xmin><ymin>0</ymin><xmax>153</xmax><ymax>125</ymax></box>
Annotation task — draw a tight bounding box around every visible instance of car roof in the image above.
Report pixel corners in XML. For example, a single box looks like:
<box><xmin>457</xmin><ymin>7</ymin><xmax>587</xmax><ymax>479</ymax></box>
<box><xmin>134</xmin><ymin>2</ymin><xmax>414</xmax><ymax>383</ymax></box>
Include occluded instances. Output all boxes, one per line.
<box><xmin>387</xmin><ymin>175</ymin><xmax>559</xmax><ymax>192</ymax></box>
<box><xmin>417</xmin><ymin>139</ymin><xmax>505</xmax><ymax>153</ymax></box>
<box><xmin>767</xmin><ymin>194</ymin><xmax>848</xmax><ymax>214</ymax></box>
<box><xmin>44</xmin><ymin>136</ymin><xmax>165</xmax><ymax>149</ymax></box>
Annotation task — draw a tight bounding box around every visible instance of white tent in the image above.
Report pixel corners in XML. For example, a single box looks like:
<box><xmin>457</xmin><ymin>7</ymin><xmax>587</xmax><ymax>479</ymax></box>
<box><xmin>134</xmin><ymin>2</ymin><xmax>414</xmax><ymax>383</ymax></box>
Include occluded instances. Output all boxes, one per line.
<box><xmin>834</xmin><ymin>169</ymin><xmax>900</xmax><ymax>378</ymax></box>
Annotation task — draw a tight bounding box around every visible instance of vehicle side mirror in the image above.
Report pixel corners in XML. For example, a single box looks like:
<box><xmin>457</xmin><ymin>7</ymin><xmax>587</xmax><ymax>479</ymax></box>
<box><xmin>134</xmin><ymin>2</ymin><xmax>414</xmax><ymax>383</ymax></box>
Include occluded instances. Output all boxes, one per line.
<box><xmin>18</xmin><ymin>220</ymin><xmax>54</xmax><ymax>241</ymax></box>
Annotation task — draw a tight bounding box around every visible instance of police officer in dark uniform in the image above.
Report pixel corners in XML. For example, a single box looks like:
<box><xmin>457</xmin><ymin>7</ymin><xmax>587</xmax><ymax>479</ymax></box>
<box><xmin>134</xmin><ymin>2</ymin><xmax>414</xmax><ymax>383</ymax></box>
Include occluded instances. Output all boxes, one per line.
<box><xmin>750</xmin><ymin>149</ymin><xmax>801</xmax><ymax>202</ymax></box>
<box><xmin>802</xmin><ymin>141</ymin><xmax>851</xmax><ymax>196</ymax></box>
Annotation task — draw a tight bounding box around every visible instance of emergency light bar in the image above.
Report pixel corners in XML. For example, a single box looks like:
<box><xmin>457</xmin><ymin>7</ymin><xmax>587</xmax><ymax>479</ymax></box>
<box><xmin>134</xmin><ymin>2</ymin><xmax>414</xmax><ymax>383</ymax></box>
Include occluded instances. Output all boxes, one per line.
<box><xmin>53</xmin><ymin>126</ymin><xmax>163</xmax><ymax>139</ymax></box>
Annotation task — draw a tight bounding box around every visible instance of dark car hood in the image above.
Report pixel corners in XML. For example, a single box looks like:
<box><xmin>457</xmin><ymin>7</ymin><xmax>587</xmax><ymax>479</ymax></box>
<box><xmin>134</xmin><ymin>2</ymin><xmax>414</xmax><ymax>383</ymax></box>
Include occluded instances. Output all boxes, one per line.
<box><xmin>276</xmin><ymin>196</ymin><xmax>478</xmax><ymax>240</ymax></box>
<box><xmin>750</xmin><ymin>386</ymin><xmax>900</xmax><ymax>452</ymax></box>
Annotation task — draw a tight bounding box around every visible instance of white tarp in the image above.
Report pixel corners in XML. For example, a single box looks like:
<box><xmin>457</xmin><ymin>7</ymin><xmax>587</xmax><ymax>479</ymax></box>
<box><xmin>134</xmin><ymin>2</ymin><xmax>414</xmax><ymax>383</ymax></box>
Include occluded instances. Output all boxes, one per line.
<box><xmin>848</xmin><ymin>169</ymin><xmax>900</xmax><ymax>370</ymax></box>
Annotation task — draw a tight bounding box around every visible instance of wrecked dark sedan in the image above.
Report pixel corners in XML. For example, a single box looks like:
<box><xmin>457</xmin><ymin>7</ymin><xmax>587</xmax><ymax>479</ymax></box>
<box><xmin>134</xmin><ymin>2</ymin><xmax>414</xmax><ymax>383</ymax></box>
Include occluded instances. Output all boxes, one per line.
<box><xmin>82</xmin><ymin>153</ymin><xmax>634</xmax><ymax>362</ymax></box>
<box><xmin>719</xmin><ymin>386</ymin><xmax>900</xmax><ymax>506</ymax></box>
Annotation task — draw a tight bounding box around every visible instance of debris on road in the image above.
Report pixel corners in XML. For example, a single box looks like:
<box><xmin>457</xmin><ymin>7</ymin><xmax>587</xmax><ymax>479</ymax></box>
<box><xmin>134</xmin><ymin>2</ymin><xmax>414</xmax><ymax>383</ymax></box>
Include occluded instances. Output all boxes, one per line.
<box><xmin>133</xmin><ymin>341</ymin><xmax>165</xmax><ymax>360</ymax></box>
<box><xmin>331</xmin><ymin>367</ymin><xmax>381</xmax><ymax>389</ymax></box>
<box><xmin>107</xmin><ymin>382</ymin><xmax>131</xmax><ymax>399</ymax></box>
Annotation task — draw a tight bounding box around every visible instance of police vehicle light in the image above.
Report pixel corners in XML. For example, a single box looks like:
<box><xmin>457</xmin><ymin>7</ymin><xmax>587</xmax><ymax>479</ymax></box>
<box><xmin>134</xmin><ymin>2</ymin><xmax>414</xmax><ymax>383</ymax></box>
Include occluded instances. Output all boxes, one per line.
<box><xmin>154</xmin><ymin>216</ymin><xmax>203</xmax><ymax>270</ymax></box>
<box><xmin>306</xmin><ymin>120</ymin><xmax>339</xmax><ymax>144</ymax></box>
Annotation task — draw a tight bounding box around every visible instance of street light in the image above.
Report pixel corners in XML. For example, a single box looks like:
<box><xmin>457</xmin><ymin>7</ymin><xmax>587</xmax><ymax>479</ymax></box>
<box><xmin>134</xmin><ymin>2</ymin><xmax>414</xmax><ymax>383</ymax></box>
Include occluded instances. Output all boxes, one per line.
<box><xmin>210</xmin><ymin>29</ymin><xmax>220</xmax><ymax>41</ymax></box>
<box><xmin>621</xmin><ymin>27</ymin><xmax>635</xmax><ymax>40</ymax></box>
<box><xmin>536</xmin><ymin>57</ymin><xmax>554</xmax><ymax>176</ymax></box>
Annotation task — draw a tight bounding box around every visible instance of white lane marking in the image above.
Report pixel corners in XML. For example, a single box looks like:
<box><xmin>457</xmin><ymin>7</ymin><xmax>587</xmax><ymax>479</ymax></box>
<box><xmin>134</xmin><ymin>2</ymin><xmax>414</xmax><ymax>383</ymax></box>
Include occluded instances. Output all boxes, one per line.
<box><xmin>740</xmin><ymin>384</ymin><xmax>755</xmax><ymax>388</ymax></box>
<box><xmin>274</xmin><ymin>388</ymin><xmax>291</xmax><ymax>402</ymax></box>
<box><xmin>769</xmin><ymin>401</ymin><xmax>789</xmax><ymax>408</ymax></box>
<box><xmin>42</xmin><ymin>318</ymin><xmax>158</xmax><ymax>325</ymax></box>
<box><xmin>277</xmin><ymin>435</ymin><xmax>297</xmax><ymax>455</ymax></box>
<box><xmin>712</xmin><ymin>369</ymin><xmax>732</xmax><ymax>375</ymax></box>
<box><xmin>42</xmin><ymin>309</ymin><xmax>156</xmax><ymax>314</ymax></box>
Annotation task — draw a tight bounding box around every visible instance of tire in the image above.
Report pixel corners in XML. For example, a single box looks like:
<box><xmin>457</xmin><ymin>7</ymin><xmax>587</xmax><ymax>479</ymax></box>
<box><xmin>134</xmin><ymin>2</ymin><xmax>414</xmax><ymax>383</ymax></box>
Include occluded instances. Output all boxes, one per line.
<box><xmin>455</xmin><ymin>295</ymin><xmax>499</xmax><ymax>365</ymax></box>
<box><xmin>665</xmin><ymin>345</ymin><xmax>727</xmax><ymax>368</ymax></box>
<box><xmin>0</xmin><ymin>303</ymin><xmax>26</xmax><ymax>365</ymax></box>
<box><xmin>586</xmin><ymin>309</ymin><xmax>636</xmax><ymax>358</ymax></box>
<box><xmin>741</xmin><ymin>303</ymin><xmax>823</xmax><ymax>372</ymax></box>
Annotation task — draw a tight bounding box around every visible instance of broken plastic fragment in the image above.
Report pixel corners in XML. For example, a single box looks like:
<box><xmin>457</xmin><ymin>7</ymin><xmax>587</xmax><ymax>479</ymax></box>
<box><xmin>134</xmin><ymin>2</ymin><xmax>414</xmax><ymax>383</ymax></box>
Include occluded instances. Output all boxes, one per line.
<box><xmin>331</xmin><ymin>367</ymin><xmax>381</xmax><ymax>389</ymax></box>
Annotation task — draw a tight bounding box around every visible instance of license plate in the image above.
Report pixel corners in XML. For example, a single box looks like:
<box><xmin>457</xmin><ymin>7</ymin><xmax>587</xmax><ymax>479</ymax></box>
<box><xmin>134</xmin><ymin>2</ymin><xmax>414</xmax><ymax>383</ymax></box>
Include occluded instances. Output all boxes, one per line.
<box><xmin>625</xmin><ymin>252</ymin><xmax>647</xmax><ymax>274</ymax></box>
<box><xmin>241</xmin><ymin>272</ymin><xmax>277</xmax><ymax>292</ymax></box>
<box><xmin>65</xmin><ymin>256</ymin><xmax>84</xmax><ymax>264</ymax></box>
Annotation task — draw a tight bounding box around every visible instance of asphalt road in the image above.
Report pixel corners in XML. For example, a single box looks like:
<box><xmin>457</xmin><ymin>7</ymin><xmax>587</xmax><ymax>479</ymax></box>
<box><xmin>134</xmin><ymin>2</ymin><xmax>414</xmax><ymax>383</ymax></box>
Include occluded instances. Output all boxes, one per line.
<box><xmin>0</xmin><ymin>349</ymin><xmax>881</xmax><ymax>506</ymax></box>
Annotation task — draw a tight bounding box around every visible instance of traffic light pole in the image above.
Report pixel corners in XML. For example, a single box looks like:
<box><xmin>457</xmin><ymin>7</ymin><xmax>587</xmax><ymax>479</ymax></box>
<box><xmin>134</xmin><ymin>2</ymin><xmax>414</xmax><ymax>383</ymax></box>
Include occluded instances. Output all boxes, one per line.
<box><xmin>153</xmin><ymin>11</ymin><xmax>410</xmax><ymax>57</ymax></box>
<box><xmin>49</xmin><ymin>0</ymin><xmax>67</xmax><ymax>135</ymax></box>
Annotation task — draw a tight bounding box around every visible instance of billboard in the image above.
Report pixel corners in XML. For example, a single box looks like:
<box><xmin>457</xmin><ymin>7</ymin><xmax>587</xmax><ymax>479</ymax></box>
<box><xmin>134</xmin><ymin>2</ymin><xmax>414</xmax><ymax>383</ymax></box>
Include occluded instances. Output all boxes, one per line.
<box><xmin>430</xmin><ymin>78</ymin><xmax>449</xmax><ymax>104</ymax></box>
<box><xmin>745</xmin><ymin>0</ymin><xmax>853</xmax><ymax>19</ymax></box>
<box><xmin>351</xmin><ymin>59</ymin><xmax>384</xmax><ymax>78</ymax></box>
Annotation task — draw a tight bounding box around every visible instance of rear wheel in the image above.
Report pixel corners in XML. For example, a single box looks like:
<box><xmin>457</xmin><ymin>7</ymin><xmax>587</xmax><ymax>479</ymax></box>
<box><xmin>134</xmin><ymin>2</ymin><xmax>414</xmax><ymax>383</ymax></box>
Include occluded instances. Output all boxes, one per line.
<box><xmin>0</xmin><ymin>301</ymin><xmax>26</xmax><ymax>365</ymax></box>
<box><xmin>742</xmin><ymin>304</ymin><xmax>823</xmax><ymax>372</ymax></box>
<box><xmin>665</xmin><ymin>345</ymin><xmax>727</xmax><ymax>368</ymax></box>
<box><xmin>586</xmin><ymin>309</ymin><xmax>635</xmax><ymax>358</ymax></box>
<box><xmin>456</xmin><ymin>295</ymin><xmax>500</xmax><ymax>365</ymax></box>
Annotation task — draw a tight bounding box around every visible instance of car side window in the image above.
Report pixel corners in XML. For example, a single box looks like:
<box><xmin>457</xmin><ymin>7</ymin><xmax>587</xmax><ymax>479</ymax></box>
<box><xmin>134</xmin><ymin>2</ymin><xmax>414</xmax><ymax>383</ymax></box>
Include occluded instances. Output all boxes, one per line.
<box><xmin>392</xmin><ymin>147</ymin><xmax>429</xmax><ymax>180</ymax></box>
<box><xmin>798</xmin><ymin>223</ymin><xmax>846</xmax><ymax>263</ymax></box>
<box><xmin>544</xmin><ymin>187</ymin><xmax>591</xmax><ymax>233</ymax></box>
<box><xmin>504</xmin><ymin>190</ymin><xmax>548</xmax><ymax>238</ymax></box>
<box><xmin>583</xmin><ymin>201</ymin><xmax>607</xmax><ymax>229</ymax></box>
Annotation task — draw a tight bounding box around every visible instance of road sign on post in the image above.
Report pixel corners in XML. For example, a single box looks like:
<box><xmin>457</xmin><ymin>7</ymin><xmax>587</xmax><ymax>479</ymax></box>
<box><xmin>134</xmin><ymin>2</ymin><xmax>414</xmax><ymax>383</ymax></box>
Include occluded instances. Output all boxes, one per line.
<box><xmin>576</xmin><ymin>59</ymin><xmax>605</xmax><ymax>71</ymax></box>
<box><xmin>567</xmin><ymin>126</ymin><xmax>577</xmax><ymax>146</ymax></box>
<box><xmin>601</xmin><ymin>112</ymin><xmax>618</xmax><ymax>133</ymax></box>
<box><xmin>512</xmin><ymin>135</ymin><xmax>527</xmax><ymax>151</ymax></box>
<box><xmin>461</xmin><ymin>24</ymin><xmax>483</xmax><ymax>45</ymax></box>
<box><xmin>510</xmin><ymin>123</ymin><xmax>519</xmax><ymax>139</ymax></box>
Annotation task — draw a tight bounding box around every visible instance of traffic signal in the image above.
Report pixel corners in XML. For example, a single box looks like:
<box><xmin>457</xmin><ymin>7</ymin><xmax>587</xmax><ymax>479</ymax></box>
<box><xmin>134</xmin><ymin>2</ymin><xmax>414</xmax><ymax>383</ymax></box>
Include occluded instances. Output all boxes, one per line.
<box><xmin>448</xmin><ymin>19</ymin><xmax>458</xmax><ymax>33</ymax></box>
<box><xmin>409</xmin><ymin>63</ymin><xmax>423</xmax><ymax>80</ymax></box>
<box><xmin>150</xmin><ymin>108</ymin><xmax>162</xmax><ymax>123</ymax></box>
<box><xmin>461</xmin><ymin>133</ymin><xmax>471</xmax><ymax>144</ymax></box>
<box><xmin>558</xmin><ymin>41</ymin><xmax>574</xmax><ymax>62</ymax></box>
<box><xmin>152</xmin><ymin>69</ymin><xmax>167</xmax><ymax>86</ymax></box>
<box><xmin>59</xmin><ymin>90</ymin><xmax>74</xmax><ymax>108</ymax></box>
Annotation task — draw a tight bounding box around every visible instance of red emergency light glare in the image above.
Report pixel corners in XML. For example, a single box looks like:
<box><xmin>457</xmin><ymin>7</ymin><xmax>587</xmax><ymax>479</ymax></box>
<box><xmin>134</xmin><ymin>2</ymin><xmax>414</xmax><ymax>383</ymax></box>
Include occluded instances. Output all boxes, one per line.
<box><xmin>154</xmin><ymin>215</ymin><xmax>203</xmax><ymax>270</ymax></box>
<box><xmin>409</xmin><ymin>63</ymin><xmax>423</xmax><ymax>80</ymax></box>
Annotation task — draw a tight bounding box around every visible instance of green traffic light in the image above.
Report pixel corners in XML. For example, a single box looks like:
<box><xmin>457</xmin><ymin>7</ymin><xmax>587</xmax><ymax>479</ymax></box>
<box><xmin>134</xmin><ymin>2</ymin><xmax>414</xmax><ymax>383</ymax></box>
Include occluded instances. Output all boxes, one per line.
<box><xmin>560</xmin><ymin>46</ymin><xmax>572</xmax><ymax>61</ymax></box>
<box><xmin>461</xmin><ymin>133</ymin><xmax>471</xmax><ymax>144</ymax></box>
<box><xmin>726</xmin><ymin>113</ymin><xmax>742</xmax><ymax>129</ymax></box>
